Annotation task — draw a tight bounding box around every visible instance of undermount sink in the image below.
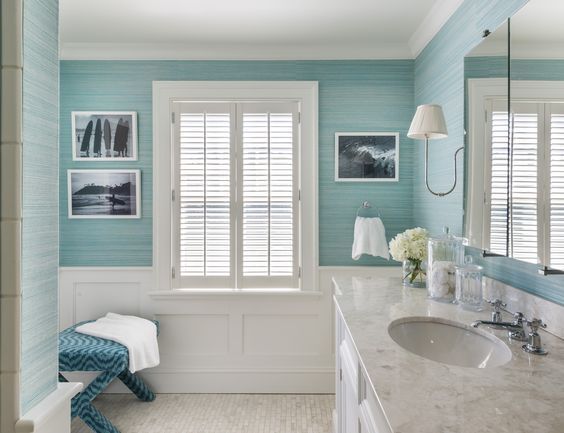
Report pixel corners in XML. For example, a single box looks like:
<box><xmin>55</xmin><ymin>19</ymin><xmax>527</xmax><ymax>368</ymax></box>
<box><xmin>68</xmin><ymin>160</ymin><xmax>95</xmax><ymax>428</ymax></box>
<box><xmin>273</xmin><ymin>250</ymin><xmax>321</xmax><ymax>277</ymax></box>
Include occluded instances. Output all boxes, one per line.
<box><xmin>388</xmin><ymin>317</ymin><xmax>512</xmax><ymax>368</ymax></box>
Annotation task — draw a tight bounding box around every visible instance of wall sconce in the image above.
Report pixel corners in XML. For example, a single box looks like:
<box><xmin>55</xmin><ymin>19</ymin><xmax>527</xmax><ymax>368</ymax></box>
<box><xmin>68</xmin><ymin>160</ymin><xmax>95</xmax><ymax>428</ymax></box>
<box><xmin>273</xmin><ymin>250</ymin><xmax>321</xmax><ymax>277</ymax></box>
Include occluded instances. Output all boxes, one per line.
<box><xmin>407</xmin><ymin>104</ymin><xmax>464</xmax><ymax>197</ymax></box>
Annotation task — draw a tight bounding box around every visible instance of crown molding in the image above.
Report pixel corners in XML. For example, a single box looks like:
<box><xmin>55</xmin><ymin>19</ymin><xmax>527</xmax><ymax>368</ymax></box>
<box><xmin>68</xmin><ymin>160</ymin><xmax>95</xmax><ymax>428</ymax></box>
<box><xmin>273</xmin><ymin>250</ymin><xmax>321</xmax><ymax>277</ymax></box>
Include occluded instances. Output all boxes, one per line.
<box><xmin>408</xmin><ymin>0</ymin><xmax>464</xmax><ymax>58</ymax></box>
<box><xmin>59</xmin><ymin>42</ymin><xmax>413</xmax><ymax>61</ymax></box>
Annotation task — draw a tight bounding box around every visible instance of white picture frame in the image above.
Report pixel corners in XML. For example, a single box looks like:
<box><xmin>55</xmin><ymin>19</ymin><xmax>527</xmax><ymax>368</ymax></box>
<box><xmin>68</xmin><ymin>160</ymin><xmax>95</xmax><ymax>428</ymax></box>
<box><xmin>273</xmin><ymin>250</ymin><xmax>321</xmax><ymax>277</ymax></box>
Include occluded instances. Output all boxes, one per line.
<box><xmin>67</xmin><ymin>169</ymin><xmax>141</xmax><ymax>219</ymax></box>
<box><xmin>72</xmin><ymin>111</ymin><xmax>138</xmax><ymax>161</ymax></box>
<box><xmin>335</xmin><ymin>132</ymin><xmax>399</xmax><ymax>182</ymax></box>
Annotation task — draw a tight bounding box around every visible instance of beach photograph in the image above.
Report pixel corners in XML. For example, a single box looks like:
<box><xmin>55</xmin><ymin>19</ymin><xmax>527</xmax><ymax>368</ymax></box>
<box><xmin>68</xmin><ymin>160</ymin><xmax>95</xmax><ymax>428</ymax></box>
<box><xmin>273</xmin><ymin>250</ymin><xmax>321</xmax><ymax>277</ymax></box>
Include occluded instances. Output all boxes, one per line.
<box><xmin>68</xmin><ymin>169</ymin><xmax>141</xmax><ymax>218</ymax></box>
<box><xmin>72</xmin><ymin>111</ymin><xmax>137</xmax><ymax>161</ymax></box>
<box><xmin>335</xmin><ymin>132</ymin><xmax>399</xmax><ymax>182</ymax></box>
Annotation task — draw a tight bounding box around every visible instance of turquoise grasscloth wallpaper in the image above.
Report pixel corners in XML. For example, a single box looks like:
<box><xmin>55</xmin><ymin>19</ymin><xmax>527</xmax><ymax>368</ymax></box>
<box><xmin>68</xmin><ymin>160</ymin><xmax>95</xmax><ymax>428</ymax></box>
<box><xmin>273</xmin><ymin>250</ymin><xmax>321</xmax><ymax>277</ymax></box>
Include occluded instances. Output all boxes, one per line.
<box><xmin>415</xmin><ymin>0</ymin><xmax>564</xmax><ymax>306</ymax></box>
<box><xmin>21</xmin><ymin>0</ymin><xmax>59</xmax><ymax>414</ymax></box>
<box><xmin>60</xmin><ymin>60</ymin><xmax>415</xmax><ymax>268</ymax></box>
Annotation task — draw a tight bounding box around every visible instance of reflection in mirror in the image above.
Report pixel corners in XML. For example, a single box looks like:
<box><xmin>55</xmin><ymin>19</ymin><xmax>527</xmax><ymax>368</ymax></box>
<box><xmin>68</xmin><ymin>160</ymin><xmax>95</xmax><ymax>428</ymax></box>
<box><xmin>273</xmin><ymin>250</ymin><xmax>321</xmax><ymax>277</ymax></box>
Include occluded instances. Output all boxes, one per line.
<box><xmin>464</xmin><ymin>21</ymin><xmax>509</xmax><ymax>256</ymax></box>
<box><xmin>509</xmin><ymin>0</ymin><xmax>564</xmax><ymax>272</ymax></box>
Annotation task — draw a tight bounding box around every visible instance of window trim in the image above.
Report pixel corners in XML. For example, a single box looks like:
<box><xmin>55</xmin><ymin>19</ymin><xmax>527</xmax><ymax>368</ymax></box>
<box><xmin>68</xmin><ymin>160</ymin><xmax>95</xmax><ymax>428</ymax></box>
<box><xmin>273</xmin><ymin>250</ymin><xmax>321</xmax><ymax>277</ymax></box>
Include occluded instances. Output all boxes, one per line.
<box><xmin>152</xmin><ymin>81</ymin><xmax>319</xmax><ymax>292</ymax></box>
<box><xmin>466</xmin><ymin>78</ymin><xmax>508</xmax><ymax>249</ymax></box>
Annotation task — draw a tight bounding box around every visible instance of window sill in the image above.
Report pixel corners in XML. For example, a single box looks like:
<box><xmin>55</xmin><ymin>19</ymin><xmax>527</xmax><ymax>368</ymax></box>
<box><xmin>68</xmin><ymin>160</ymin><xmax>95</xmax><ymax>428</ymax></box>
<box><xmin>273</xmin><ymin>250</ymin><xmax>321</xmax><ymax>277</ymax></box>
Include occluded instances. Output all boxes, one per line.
<box><xmin>148</xmin><ymin>288</ymin><xmax>324</xmax><ymax>300</ymax></box>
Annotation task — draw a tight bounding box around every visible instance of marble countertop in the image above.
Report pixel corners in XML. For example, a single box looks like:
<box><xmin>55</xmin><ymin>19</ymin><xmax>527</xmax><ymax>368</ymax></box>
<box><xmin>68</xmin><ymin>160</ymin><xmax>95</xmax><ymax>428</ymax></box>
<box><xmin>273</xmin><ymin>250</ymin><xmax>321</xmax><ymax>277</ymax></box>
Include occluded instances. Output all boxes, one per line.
<box><xmin>333</xmin><ymin>272</ymin><xmax>564</xmax><ymax>433</ymax></box>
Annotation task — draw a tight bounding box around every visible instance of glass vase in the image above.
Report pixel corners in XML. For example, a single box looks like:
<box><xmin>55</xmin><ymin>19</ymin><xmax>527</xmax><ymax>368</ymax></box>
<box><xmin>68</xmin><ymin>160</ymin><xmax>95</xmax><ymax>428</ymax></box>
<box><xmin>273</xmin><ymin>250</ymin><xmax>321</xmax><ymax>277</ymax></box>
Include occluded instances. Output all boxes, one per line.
<box><xmin>402</xmin><ymin>259</ymin><xmax>426</xmax><ymax>288</ymax></box>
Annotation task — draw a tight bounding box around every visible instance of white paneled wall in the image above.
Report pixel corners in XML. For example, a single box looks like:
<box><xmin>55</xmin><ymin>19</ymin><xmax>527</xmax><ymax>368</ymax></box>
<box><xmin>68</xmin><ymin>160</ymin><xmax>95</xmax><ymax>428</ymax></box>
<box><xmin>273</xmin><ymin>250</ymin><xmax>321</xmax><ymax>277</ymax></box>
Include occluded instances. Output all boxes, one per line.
<box><xmin>59</xmin><ymin>267</ymin><xmax>379</xmax><ymax>393</ymax></box>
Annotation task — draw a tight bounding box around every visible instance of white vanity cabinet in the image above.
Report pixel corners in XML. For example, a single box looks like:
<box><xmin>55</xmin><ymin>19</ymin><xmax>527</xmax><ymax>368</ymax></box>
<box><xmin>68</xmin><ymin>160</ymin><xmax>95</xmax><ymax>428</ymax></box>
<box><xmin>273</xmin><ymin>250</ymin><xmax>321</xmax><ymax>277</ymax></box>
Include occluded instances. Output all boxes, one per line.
<box><xmin>335</xmin><ymin>304</ymin><xmax>392</xmax><ymax>433</ymax></box>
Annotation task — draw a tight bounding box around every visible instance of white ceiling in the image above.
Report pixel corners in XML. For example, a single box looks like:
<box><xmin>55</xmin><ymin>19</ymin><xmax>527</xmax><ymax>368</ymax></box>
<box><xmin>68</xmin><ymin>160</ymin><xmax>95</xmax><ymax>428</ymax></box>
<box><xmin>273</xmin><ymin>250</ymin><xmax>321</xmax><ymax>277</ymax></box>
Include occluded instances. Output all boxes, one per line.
<box><xmin>59</xmin><ymin>0</ymin><xmax>464</xmax><ymax>60</ymax></box>
<box><xmin>511</xmin><ymin>0</ymin><xmax>564</xmax><ymax>59</ymax></box>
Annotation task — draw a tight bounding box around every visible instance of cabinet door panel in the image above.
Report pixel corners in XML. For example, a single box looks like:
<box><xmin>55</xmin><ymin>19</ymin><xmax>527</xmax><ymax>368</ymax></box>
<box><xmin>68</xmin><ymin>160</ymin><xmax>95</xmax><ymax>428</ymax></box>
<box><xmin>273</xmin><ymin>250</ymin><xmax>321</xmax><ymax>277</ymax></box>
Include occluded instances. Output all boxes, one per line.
<box><xmin>360</xmin><ymin>370</ymin><xmax>393</xmax><ymax>433</ymax></box>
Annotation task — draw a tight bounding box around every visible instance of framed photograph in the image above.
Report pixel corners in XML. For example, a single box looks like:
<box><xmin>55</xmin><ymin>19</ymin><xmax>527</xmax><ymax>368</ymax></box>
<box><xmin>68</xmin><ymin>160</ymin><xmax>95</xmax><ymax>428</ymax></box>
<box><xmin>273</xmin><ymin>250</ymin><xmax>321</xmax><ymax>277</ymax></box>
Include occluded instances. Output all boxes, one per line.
<box><xmin>335</xmin><ymin>132</ymin><xmax>399</xmax><ymax>182</ymax></box>
<box><xmin>67</xmin><ymin>169</ymin><xmax>141</xmax><ymax>219</ymax></box>
<box><xmin>72</xmin><ymin>111</ymin><xmax>138</xmax><ymax>161</ymax></box>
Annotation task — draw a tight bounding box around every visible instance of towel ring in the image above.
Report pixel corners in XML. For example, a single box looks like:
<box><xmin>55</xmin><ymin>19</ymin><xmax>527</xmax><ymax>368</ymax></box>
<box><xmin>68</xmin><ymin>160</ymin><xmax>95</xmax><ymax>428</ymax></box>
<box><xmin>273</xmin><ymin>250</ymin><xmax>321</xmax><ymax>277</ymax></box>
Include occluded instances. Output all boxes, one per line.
<box><xmin>356</xmin><ymin>201</ymin><xmax>381</xmax><ymax>218</ymax></box>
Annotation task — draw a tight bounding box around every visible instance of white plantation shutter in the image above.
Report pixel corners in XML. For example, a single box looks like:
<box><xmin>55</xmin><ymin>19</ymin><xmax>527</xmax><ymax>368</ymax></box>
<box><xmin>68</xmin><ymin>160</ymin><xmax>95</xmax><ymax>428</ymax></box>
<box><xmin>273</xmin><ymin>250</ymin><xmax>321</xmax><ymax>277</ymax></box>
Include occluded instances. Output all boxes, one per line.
<box><xmin>486</xmin><ymin>100</ymin><xmax>564</xmax><ymax>268</ymax></box>
<box><xmin>172</xmin><ymin>101</ymin><xmax>299</xmax><ymax>289</ymax></box>
<box><xmin>237</xmin><ymin>103</ymin><xmax>299</xmax><ymax>289</ymax></box>
<box><xmin>487</xmin><ymin>100</ymin><xmax>511</xmax><ymax>255</ymax></box>
<box><xmin>173</xmin><ymin>103</ymin><xmax>235</xmax><ymax>288</ymax></box>
<box><xmin>549</xmin><ymin>104</ymin><xmax>564</xmax><ymax>268</ymax></box>
<box><xmin>508</xmin><ymin>103</ymin><xmax>539</xmax><ymax>264</ymax></box>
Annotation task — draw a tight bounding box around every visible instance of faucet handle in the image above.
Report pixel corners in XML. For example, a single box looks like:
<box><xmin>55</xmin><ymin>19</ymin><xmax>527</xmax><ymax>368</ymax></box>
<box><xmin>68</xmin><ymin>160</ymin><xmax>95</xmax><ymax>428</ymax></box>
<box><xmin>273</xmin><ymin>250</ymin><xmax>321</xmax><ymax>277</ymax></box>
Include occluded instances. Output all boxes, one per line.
<box><xmin>526</xmin><ymin>318</ymin><xmax>547</xmax><ymax>332</ymax></box>
<box><xmin>522</xmin><ymin>318</ymin><xmax>548</xmax><ymax>356</ymax></box>
<box><xmin>487</xmin><ymin>299</ymin><xmax>506</xmax><ymax>310</ymax></box>
<box><xmin>487</xmin><ymin>299</ymin><xmax>506</xmax><ymax>322</ymax></box>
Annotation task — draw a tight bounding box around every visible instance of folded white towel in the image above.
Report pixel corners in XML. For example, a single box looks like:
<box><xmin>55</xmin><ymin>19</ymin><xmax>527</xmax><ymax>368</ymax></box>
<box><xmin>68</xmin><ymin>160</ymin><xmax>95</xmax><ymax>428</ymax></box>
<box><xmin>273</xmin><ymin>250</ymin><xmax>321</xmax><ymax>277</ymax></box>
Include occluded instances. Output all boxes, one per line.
<box><xmin>76</xmin><ymin>313</ymin><xmax>160</xmax><ymax>373</ymax></box>
<box><xmin>352</xmin><ymin>216</ymin><xmax>390</xmax><ymax>260</ymax></box>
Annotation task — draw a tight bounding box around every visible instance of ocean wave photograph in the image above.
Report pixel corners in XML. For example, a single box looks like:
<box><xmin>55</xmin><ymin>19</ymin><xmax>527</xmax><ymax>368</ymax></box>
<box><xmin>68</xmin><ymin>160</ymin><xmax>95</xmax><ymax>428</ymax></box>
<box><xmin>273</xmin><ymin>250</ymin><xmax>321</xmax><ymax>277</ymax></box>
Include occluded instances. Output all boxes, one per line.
<box><xmin>335</xmin><ymin>133</ymin><xmax>399</xmax><ymax>182</ymax></box>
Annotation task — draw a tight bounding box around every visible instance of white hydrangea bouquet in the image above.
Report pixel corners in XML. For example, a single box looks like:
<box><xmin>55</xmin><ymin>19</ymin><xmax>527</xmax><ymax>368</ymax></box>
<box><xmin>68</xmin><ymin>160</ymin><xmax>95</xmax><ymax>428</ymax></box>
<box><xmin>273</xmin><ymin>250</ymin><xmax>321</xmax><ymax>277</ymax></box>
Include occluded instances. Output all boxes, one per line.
<box><xmin>389</xmin><ymin>227</ymin><xmax>429</xmax><ymax>287</ymax></box>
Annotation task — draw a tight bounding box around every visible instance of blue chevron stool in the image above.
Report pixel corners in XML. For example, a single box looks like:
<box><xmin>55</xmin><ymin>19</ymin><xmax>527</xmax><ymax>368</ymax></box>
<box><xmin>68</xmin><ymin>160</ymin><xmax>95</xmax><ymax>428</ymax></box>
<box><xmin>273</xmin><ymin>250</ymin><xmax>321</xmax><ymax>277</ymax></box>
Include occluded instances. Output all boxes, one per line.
<box><xmin>59</xmin><ymin>320</ymin><xmax>158</xmax><ymax>433</ymax></box>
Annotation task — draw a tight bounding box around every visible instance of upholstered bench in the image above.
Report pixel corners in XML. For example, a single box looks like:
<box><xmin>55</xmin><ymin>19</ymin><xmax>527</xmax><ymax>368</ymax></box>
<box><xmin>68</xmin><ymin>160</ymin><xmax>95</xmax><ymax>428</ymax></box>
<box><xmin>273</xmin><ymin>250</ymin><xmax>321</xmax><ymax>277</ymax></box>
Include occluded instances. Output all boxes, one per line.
<box><xmin>58</xmin><ymin>320</ymin><xmax>158</xmax><ymax>433</ymax></box>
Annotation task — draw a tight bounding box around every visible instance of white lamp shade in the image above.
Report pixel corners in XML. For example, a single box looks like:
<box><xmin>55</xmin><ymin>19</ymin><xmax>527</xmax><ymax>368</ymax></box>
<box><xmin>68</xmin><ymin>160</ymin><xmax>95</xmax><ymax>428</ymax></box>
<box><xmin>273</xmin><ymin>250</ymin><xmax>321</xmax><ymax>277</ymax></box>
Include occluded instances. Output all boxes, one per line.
<box><xmin>407</xmin><ymin>104</ymin><xmax>448</xmax><ymax>140</ymax></box>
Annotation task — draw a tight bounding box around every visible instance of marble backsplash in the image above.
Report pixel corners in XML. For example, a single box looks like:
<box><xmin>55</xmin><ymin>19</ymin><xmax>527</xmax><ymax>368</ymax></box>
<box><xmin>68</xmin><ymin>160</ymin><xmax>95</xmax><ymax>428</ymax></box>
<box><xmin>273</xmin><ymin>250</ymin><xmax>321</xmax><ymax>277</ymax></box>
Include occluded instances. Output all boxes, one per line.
<box><xmin>483</xmin><ymin>277</ymin><xmax>564</xmax><ymax>340</ymax></box>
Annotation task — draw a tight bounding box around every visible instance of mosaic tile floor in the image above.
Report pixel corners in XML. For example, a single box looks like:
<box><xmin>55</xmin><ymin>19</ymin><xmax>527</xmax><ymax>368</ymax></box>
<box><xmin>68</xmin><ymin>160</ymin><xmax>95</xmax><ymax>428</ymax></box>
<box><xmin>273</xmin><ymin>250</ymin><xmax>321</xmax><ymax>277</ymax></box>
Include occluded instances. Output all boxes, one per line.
<box><xmin>71</xmin><ymin>394</ymin><xmax>334</xmax><ymax>433</ymax></box>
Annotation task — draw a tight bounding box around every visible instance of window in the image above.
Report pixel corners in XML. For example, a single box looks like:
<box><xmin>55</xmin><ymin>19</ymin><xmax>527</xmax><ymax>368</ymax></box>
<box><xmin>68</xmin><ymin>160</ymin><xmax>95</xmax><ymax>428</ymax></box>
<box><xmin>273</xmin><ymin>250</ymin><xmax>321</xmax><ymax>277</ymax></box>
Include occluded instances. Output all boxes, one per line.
<box><xmin>485</xmin><ymin>99</ymin><xmax>564</xmax><ymax>267</ymax></box>
<box><xmin>152</xmin><ymin>81</ymin><xmax>318</xmax><ymax>292</ymax></box>
<box><xmin>171</xmin><ymin>102</ymin><xmax>299</xmax><ymax>289</ymax></box>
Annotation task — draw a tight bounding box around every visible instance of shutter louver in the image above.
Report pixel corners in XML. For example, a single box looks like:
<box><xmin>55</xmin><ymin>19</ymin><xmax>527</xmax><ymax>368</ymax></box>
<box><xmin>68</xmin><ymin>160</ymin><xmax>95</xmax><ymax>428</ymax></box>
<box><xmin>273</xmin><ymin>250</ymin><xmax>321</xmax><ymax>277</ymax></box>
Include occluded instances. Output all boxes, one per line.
<box><xmin>509</xmin><ymin>110</ymin><xmax>538</xmax><ymax>264</ymax></box>
<box><xmin>178</xmin><ymin>111</ymin><xmax>232</xmax><ymax>280</ymax></box>
<box><xmin>242</xmin><ymin>111</ymin><xmax>295</xmax><ymax>279</ymax></box>
<box><xmin>550</xmin><ymin>111</ymin><xmax>564</xmax><ymax>268</ymax></box>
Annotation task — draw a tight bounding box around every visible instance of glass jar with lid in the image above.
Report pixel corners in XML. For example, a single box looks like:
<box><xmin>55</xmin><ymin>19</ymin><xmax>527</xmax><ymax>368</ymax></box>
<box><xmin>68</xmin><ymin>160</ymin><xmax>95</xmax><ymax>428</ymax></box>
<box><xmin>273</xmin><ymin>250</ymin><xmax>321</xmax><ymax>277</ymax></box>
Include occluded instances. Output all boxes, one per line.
<box><xmin>455</xmin><ymin>256</ymin><xmax>483</xmax><ymax>310</ymax></box>
<box><xmin>427</xmin><ymin>227</ymin><xmax>465</xmax><ymax>302</ymax></box>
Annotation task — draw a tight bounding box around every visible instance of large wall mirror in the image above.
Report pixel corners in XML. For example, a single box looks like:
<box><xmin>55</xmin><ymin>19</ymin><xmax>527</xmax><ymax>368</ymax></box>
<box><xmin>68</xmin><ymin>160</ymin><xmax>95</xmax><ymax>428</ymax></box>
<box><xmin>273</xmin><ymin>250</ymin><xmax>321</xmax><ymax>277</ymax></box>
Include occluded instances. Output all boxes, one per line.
<box><xmin>465</xmin><ymin>0</ymin><xmax>564</xmax><ymax>274</ymax></box>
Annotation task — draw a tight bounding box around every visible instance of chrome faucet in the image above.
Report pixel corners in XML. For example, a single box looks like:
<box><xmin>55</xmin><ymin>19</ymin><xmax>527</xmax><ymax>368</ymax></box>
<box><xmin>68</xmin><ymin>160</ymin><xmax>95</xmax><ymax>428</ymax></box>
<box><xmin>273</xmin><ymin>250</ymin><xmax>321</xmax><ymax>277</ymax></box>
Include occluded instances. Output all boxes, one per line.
<box><xmin>471</xmin><ymin>311</ymin><xmax>528</xmax><ymax>342</ymax></box>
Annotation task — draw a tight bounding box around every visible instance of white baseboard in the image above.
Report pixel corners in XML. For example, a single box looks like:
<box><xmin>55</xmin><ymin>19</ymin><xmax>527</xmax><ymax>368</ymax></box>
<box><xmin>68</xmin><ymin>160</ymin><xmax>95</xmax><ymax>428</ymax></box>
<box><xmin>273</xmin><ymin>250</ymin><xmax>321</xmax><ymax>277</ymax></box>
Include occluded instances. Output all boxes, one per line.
<box><xmin>62</xmin><ymin>368</ymin><xmax>334</xmax><ymax>394</ymax></box>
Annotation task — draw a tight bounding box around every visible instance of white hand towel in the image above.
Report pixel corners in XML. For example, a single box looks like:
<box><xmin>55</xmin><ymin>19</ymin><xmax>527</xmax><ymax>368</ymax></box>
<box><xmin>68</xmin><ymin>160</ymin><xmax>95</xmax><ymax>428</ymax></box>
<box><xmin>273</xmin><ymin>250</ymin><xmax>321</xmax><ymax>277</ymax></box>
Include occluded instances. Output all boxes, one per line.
<box><xmin>352</xmin><ymin>216</ymin><xmax>390</xmax><ymax>260</ymax></box>
<box><xmin>76</xmin><ymin>313</ymin><xmax>160</xmax><ymax>373</ymax></box>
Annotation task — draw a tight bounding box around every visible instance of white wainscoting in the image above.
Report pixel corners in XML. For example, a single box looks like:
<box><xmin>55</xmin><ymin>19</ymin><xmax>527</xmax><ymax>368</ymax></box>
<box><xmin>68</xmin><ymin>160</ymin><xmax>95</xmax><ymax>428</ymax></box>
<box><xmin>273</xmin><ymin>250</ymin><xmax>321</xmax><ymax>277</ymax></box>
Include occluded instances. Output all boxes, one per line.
<box><xmin>59</xmin><ymin>266</ymin><xmax>383</xmax><ymax>393</ymax></box>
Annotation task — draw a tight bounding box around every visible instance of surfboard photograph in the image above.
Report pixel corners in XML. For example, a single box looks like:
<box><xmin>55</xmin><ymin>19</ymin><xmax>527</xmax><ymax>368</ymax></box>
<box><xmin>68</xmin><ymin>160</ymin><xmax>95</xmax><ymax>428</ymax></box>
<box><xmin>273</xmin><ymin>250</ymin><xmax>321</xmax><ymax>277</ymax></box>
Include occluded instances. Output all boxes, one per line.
<box><xmin>72</xmin><ymin>111</ymin><xmax>137</xmax><ymax>161</ymax></box>
<box><xmin>67</xmin><ymin>169</ymin><xmax>141</xmax><ymax>218</ymax></box>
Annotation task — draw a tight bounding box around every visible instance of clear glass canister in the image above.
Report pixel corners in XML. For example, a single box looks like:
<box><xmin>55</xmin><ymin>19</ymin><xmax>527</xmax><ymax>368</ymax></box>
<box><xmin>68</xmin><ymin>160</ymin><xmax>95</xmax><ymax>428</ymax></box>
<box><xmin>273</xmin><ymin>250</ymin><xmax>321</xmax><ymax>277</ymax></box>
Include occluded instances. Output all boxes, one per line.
<box><xmin>455</xmin><ymin>257</ymin><xmax>483</xmax><ymax>310</ymax></box>
<box><xmin>427</xmin><ymin>227</ymin><xmax>465</xmax><ymax>302</ymax></box>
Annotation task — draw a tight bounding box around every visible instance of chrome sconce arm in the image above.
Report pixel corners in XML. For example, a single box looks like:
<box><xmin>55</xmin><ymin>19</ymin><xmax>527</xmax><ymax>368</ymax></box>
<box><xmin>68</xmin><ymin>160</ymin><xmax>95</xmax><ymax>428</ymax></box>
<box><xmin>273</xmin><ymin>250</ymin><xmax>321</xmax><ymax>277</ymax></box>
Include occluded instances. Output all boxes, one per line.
<box><xmin>424</xmin><ymin>137</ymin><xmax>464</xmax><ymax>197</ymax></box>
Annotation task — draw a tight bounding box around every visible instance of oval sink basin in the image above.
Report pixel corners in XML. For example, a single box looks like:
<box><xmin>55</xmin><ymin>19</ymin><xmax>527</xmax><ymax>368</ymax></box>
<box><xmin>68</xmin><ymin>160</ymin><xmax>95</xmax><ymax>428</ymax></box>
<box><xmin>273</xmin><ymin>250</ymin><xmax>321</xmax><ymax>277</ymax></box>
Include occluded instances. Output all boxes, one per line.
<box><xmin>388</xmin><ymin>317</ymin><xmax>512</xmax><ymax>368</ymax></box>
